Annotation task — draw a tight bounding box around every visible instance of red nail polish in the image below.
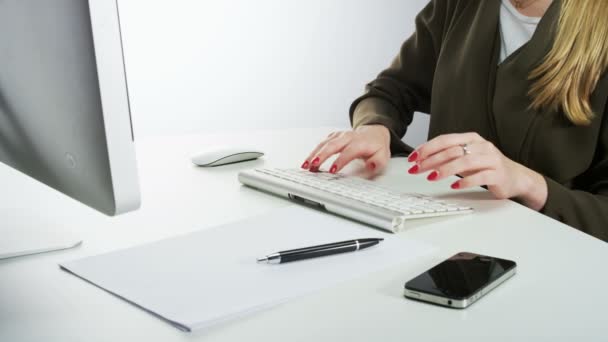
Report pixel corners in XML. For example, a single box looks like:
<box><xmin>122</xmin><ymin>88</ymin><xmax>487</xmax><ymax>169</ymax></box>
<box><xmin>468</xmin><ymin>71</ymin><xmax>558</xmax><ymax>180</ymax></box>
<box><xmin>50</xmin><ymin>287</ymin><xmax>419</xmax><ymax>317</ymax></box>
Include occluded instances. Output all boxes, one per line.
<box><xmin>312</xmin><ymin>157</ymin><xmax>320</xmax><ymax>166</ymax></box>
<box><xmin>427</xmin><ymin>171</ymin><xmax>439</xmax><ymax>181</ymax></box>
<box><xmin>330</xmin><ymin>164</ymin><xmax>338</xmax><ymax>174</ymax></box>
<box><xmin>301</xmin><ymin>161</ymin><xmax>310</xmax><ymax>169</ymax></box>
<box><xmin>451</xmin><ymin>181</ymin><xmax>460</xmax><ymax>189</ymax></box>
<box><xmin>408</xmin><ymin>151</ymin><xmax>419</xmax><ymax>163</ymax></box>
<box><xmin>408</xmin><ymin>164</ymin><xmax>419</xmax><ymax>174</ymax></box>
<box><xmin>369</xmin><ymin>162</ymin><xmax>376</xmax><ymax>170</ymax></box>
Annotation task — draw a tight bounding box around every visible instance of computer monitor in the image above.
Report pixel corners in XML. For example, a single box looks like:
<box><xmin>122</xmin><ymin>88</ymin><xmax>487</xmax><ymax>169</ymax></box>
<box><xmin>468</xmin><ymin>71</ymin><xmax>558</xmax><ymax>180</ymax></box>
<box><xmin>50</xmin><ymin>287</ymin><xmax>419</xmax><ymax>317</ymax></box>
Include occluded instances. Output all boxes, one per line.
<box><xmin>0</xmin><ymin>0</ymin><xmax>140</xmax><ymax>216</ymax></box>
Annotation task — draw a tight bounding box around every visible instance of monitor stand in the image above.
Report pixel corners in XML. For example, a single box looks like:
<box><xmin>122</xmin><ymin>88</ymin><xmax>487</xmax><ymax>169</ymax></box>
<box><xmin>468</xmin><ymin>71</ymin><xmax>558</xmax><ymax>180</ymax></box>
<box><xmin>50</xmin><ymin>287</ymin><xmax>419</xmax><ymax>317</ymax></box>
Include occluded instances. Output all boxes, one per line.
<box><xmin>0</xmin><ymin>164</ymin><xmax>83</xmax><ymax>260</ymax></box>
<box><xmin>0</xmin><ymin>229</ymin><xmax>82</xmax><ymax>260</ymax></box>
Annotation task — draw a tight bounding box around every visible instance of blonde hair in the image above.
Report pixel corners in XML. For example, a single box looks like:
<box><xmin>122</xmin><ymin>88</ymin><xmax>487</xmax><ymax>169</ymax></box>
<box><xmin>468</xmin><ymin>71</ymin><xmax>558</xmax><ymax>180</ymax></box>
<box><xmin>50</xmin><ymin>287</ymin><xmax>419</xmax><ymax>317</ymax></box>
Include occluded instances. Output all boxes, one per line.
<box><xmin>528</xmin><ymin>0</ymin><xmax>608</xmax><ymax>125</ymax></box>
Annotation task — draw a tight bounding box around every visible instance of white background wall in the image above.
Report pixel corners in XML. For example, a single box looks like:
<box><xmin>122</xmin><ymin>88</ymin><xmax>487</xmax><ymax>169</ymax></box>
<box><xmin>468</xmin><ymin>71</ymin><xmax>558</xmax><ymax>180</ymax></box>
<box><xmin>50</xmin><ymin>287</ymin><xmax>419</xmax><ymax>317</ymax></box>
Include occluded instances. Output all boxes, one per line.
<box><xmin>118</xmin><ymin>0</ymin><xmax>430</xmax><ymax>146</ymax></box>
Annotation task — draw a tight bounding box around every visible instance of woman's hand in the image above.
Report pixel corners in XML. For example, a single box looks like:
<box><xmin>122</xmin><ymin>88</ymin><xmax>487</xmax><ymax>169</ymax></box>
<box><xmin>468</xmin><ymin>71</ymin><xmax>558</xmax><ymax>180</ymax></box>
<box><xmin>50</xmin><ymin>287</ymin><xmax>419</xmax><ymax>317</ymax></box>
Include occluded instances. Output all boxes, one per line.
<box><xmin>408</xmin><ymin>132</ymin><xmax>548</xmax><ymax>211</ymax></box>
<box><xmin>301</xmin><ymin>125</ymin><xmax>391</xmax><ymax>174</ymax></box>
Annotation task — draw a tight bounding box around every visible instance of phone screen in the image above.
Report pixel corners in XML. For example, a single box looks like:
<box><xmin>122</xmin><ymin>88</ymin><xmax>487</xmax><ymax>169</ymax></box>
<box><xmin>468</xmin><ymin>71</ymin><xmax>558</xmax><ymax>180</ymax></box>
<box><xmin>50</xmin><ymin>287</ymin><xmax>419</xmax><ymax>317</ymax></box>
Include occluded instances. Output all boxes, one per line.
<box><xmin>405</xmin><ymin>252</ymin><xmax>516</xmax><ymax>299</ymax></box>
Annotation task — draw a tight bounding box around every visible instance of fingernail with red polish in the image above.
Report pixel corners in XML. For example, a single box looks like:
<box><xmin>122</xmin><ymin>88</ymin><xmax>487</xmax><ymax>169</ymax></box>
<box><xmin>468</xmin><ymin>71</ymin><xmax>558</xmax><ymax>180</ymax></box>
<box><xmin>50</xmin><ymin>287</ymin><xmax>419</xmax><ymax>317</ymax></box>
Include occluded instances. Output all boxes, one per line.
<box><xmin>427</xmin><ymin>171</ymin><xmax>439</xmax><ymax>181</ymax></box>
<box><xmin>369</xmin><ymin>162</ymin><xmax>376</xmax><ymax>170</ymax></box>
<box><xmin>301</xmin><ymin>161</ymin><xmax>310</xmax><ymax>169</ymax></box>
<box><xmin>408</xmin><ymin>164</ymin><xmax>419</xmax><ymax>174</ymax></box>
<box><xmin>451</xmin><ymin>181</ymin><xmax>460</xmax><ymax>190</ymax></box>
<box><xmin>408</xmin><ymin>151</ymin><xmax>419</xmax><ymax>163</ymax></box>
<box><xmin>312</xmin><ymin>157</ymin><xmax>320</xmax><ymax>166</ymax></box>
<box><xmin>330</xmin><ymin>164</ymin><xmax>338</xmax><ymax>174</ymax></box>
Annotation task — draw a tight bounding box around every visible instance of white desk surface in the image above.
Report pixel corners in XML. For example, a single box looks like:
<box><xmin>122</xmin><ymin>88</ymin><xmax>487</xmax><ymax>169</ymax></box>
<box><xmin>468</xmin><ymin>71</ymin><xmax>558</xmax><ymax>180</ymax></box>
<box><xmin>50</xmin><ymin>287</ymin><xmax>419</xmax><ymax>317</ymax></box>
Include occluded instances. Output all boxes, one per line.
<box><xmin>1</xmin><ymin>127</ymin><xmax>607</xmax><ymax>342</ymax></box>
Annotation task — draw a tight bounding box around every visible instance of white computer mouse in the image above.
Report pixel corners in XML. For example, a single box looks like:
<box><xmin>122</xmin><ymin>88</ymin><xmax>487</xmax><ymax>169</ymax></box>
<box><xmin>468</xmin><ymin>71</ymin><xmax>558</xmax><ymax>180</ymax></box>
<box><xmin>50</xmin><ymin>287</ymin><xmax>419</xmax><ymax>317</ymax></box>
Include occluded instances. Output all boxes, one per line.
<box><xmin>191</xmin><ymin>146</ymin><xmax>264</xmax><ymax>167</ymax></box>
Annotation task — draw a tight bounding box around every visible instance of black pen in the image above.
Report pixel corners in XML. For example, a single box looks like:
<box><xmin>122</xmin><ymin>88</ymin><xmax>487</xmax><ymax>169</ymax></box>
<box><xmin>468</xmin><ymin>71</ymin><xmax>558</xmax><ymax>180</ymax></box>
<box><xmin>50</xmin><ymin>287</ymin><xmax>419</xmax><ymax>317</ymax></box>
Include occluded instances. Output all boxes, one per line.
<box><xmin>256</xmin><ymin>238</ymin><xmax>384</xmax><ymax>264</ymax></box>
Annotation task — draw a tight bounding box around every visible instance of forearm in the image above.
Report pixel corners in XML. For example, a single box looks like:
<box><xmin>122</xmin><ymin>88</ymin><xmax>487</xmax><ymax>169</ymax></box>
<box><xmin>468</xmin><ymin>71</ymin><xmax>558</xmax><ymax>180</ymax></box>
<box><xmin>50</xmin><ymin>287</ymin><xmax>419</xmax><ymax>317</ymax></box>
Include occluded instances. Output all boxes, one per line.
<box><xmin>539</xmin><ymin>177</ymin><xmax>608</xmax><ymax>241</ymax></box>
<box><xmin>348</xmin><ymin>1</ymin><xmax>450</xmax><ymax>154</ymax></box>
<box><xmin>350</xmin><ymin>98</ymin><xmax>406</xmax><ymax>133</ymax></box>
<box><xmin>350</xmin><ymin>98</ymin><xmax>413</xmax><ymax>155</ymax></box>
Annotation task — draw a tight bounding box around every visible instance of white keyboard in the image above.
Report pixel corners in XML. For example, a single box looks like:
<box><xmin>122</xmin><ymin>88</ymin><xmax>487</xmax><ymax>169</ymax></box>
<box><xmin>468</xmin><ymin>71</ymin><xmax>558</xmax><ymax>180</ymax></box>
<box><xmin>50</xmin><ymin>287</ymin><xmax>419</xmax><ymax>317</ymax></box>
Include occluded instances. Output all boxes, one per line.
<box><xmin>238</xmin><ymin>168</ymin><xmax>473</xmax><ymax>232</ymax></box>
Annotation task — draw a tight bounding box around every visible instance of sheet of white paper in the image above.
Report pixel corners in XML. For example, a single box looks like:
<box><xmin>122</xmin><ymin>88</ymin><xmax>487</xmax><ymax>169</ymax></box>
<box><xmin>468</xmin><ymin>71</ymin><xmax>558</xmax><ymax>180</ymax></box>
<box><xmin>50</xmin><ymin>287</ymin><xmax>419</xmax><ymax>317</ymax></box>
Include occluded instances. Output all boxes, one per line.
<box><xmin>61</xmin><ymin>206</ymin><xmax>436</xmax><ymax>331</ymax></box>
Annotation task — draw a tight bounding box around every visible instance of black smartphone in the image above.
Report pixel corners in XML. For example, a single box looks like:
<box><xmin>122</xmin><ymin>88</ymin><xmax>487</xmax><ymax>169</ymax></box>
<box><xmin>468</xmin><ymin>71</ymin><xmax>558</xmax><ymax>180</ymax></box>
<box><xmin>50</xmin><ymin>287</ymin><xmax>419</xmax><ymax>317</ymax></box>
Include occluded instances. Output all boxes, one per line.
<box><xmin>404</xmin><ymin>252</ymin><xmax>517</xmax><ymax>309</ymax></box>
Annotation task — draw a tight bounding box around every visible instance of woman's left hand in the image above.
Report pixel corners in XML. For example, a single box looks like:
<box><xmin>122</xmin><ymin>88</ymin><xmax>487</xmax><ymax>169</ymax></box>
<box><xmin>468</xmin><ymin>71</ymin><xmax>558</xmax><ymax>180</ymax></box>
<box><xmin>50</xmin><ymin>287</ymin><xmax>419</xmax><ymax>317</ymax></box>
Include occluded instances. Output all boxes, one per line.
<box><xmin>407</xmin><ymin>132</ymin><xmax>548</xmax><ymax>211</ymax></box>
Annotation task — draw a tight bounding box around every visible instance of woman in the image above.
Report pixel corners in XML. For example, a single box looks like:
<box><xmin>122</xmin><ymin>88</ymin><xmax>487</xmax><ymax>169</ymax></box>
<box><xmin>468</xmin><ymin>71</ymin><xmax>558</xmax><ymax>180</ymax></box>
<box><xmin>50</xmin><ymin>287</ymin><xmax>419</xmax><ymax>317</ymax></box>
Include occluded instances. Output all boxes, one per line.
<box><xmin>302</xmin><ymin>0</ymin><xmax>608</xmax><ymax>241</ymax></box>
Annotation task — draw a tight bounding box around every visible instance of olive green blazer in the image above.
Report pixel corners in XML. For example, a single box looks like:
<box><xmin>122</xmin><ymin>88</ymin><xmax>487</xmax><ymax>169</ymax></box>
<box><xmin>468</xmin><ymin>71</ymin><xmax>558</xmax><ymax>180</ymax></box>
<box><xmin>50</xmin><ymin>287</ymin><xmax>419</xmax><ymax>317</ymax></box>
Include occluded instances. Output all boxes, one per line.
<box><xmin>351</xmin><ymin>0</ymin><xmax>608</xmax><ymax>241</ymax></box>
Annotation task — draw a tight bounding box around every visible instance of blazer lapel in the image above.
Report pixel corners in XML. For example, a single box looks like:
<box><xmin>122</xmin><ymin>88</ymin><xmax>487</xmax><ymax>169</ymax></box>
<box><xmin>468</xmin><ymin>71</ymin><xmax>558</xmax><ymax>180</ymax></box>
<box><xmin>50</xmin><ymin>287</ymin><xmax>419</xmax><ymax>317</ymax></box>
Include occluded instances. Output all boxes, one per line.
<box><xmin>429</xmin><ymin>0</ymin><xmax>502</xmax><ymax>142</ymax></box>
<box><xmin>492</xmin><ymin>0</ymin><xmax>560</xmax><ymax>161</ymax></box>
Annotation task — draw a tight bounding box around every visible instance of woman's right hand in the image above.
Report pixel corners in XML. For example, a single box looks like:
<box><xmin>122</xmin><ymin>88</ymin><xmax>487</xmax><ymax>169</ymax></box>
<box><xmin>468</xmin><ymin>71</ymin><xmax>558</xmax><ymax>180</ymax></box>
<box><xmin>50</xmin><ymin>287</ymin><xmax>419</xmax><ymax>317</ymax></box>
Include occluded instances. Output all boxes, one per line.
<box><xmin>301</xmin><ymin>125</ymin><xmax>391</xmax><ymax>174</ymax></box>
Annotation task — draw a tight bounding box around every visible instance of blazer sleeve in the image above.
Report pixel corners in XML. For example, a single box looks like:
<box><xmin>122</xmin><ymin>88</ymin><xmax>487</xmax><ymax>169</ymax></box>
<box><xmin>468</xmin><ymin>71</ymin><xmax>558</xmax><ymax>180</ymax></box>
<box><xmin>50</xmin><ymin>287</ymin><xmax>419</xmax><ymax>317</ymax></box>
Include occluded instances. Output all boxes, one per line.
<box><xmin>349</xmin><ymin>0</ymin><xmax>455</xmax><ymax>154</ymax></box>
<box><xmin>541</xmin><ymin>107</ymin><xmax>608</xmax><ymax>242</ymax></box>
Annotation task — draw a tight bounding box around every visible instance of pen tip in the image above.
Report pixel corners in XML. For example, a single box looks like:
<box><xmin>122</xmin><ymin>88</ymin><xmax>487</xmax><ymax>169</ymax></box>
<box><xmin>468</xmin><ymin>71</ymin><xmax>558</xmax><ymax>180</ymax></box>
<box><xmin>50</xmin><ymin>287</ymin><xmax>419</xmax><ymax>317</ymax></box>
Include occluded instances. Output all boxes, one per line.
<box><xmin>256</xmin><ymin>257</ymin><xmax>268</xmax><ymax>263</ymax></box>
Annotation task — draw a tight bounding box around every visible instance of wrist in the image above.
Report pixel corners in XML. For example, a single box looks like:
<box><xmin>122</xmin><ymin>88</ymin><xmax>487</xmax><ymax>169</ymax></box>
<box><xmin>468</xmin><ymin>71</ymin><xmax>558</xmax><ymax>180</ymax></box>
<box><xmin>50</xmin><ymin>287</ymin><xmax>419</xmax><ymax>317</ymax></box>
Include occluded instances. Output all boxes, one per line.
<box><xmin>355</xmin><ymin>124</ymin><xmax>388</xmax><ymax>134</ymax></box>
<box><xmin>516</xmin><ymin>168</ymin><xmax>548</xmax><ymax>211</ymax></box>
<box><xmin>355</xmin><ymin>124</ymin><xmax>390</xmax><ymax>141</ymax></box>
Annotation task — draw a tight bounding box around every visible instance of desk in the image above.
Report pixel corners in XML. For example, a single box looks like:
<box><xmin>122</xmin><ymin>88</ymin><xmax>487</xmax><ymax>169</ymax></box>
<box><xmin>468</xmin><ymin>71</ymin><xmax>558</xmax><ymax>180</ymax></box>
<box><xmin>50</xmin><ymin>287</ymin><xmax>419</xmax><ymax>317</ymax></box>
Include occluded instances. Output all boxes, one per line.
<box><xmin>1</xmin><ymin>128</ymin><xmax>607</xmax><ymax>341</ymax></box>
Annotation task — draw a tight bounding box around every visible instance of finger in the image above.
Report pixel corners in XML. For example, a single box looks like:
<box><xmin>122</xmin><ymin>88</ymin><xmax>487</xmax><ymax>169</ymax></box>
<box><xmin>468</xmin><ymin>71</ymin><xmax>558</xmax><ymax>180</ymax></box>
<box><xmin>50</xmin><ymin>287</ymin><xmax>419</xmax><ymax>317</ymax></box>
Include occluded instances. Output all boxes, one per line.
<box><xmin>303</xmin><ymin>140</ymin><xmax>330</xmax><ymax>168</ymax></box>
<box><xmin>451</xmin><ymin>170</ymin><xmax>497</xmax><ymax>190</ymax></box>
<box><xmin>413</xmin><ymin>145</ymin><xmax>467</xmax><ymax>174</ymax></box>
<box><xmin>305</xmin><ymin>132</ymin><xmax>349</xmax><ymax>161</ymax></box>
<box><xmin>413</xmin><ymin>132</ymin><xmax>485</xmax><ymax>162</ymax></box>
<box><xmin>331</xmin><ymin>141</ymin><xmax>377</xmax><ymax>173</ymax></box>
<box><xmin>429</xmin><ymin>153</ymin><xmax>498</xmax><ymax>181</ymax></box>
<box><xmin>309</xmin><ymin>134</ymin><xmax>353</xmax><ymax>171</ymax></box>
<box><xmin>326</xmin><ymin>131</ymin><xmax>340</xmax><ymax>139</ymax></box>
<box><xmin>458</xmin><ymin>170</ymin><xmax>478</xmax><ymax>177</ymax></box>
<box><xmin>363</xmin><ymin>147</ymin><xmax>390</xmax><ymax>173</ymax></box>
<box><xmin>303</xmin><ymin>132</ymin><xmax>350</xmax><ymax>169</ymax></box>
<box><xmin>305</xmin><ymin>135</ymin><xmax>338</xmax><ymax>162</ymax></box>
